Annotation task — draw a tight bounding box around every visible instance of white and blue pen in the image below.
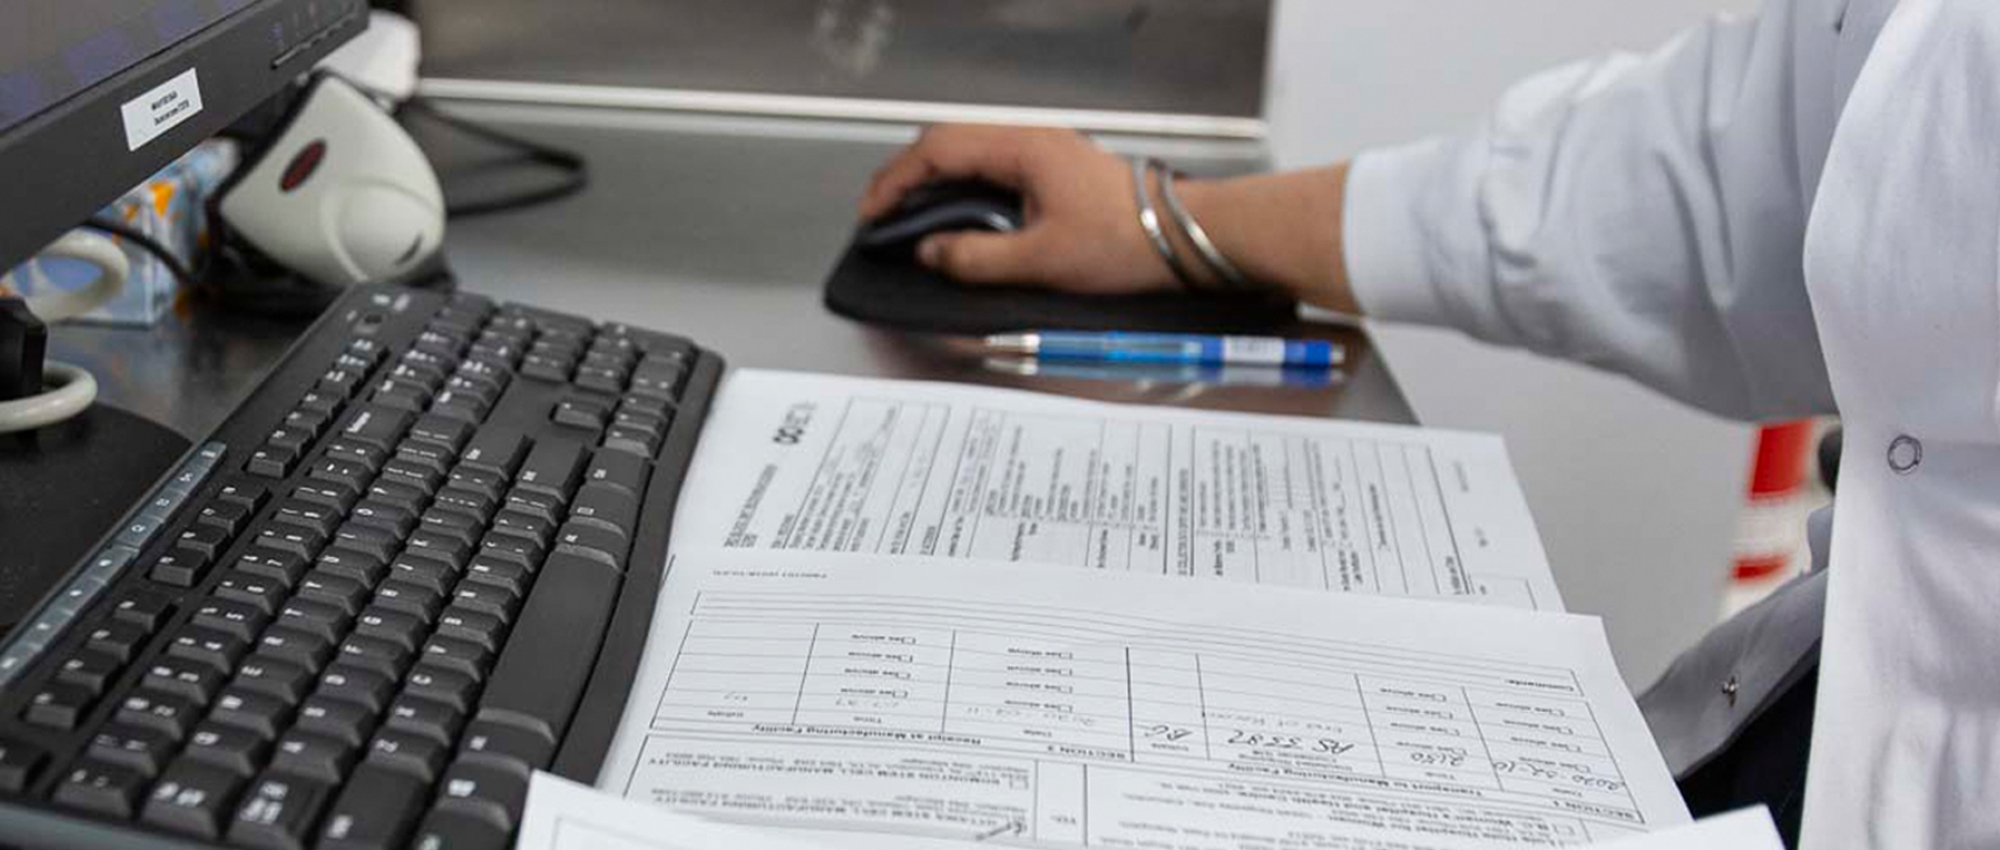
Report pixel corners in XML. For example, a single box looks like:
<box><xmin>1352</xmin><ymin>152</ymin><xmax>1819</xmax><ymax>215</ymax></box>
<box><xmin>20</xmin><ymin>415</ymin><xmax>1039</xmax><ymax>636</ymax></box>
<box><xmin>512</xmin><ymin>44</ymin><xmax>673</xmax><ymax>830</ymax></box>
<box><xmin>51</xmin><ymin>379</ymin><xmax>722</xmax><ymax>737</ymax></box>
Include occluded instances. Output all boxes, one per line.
<box><xmin>984</xmin><ymin>331</ymin><xmax>1343</xmax><ymax>368</ymax></box>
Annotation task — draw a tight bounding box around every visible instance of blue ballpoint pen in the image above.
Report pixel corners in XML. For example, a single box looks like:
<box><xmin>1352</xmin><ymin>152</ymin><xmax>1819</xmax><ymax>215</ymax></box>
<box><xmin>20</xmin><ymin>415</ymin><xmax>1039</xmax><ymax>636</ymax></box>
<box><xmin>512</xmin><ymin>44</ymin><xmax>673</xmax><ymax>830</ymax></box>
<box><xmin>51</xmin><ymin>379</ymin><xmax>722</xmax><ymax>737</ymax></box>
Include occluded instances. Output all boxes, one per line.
<box><xmin>984</xmin><ymin>331</ymin><xmax>1343</xmax><ymax>368</ymax></box>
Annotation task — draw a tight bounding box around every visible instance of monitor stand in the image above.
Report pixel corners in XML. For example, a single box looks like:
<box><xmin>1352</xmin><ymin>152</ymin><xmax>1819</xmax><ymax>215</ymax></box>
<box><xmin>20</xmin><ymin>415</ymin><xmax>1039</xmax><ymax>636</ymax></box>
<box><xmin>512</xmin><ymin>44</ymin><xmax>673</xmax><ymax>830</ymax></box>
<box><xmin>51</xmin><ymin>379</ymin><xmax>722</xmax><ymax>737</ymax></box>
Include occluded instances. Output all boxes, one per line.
<box><xmin>0</xmin><ymin>403</ymin><xmax>187</xmax><ymax>636</ymax></box>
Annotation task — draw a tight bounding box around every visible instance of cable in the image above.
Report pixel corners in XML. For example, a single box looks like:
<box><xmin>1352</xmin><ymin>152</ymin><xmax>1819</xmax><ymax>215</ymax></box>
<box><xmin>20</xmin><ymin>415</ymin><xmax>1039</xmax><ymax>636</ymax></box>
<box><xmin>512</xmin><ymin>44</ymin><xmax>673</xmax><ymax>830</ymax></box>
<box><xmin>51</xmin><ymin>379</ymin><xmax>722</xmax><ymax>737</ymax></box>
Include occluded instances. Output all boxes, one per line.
<box><xmin>398</xmin><ymin>95</ymin><xmax>590</xmax><ymax>219</ymax></box>
<box><xmin>81</xmin><ymin>217</ymin><xmax>198</xmax><ymax>290</ymax></box>
<box><xmin>0</xmin><ymin>361</ymin><xmax>94</xmax><ymax>433</ymax></box>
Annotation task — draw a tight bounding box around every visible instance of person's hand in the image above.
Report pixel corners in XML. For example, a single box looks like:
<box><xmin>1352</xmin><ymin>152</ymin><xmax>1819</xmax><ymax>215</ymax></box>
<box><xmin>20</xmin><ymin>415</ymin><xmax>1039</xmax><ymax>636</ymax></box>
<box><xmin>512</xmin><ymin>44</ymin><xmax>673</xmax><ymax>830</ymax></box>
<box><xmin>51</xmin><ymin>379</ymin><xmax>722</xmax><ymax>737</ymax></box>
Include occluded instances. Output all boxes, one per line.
<box><xmin>857</xmin><ymin>124</ymin><xmax>1179</xmax><ymax>294</ymax></box>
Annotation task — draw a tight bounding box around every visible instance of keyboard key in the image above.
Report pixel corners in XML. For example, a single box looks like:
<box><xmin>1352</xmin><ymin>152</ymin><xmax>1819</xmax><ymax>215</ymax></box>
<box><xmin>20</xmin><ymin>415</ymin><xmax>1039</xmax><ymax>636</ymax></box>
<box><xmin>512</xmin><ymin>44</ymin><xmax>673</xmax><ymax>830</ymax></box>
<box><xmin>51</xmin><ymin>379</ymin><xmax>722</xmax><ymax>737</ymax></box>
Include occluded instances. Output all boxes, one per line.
<box><xmin>255</xmin><ymin>626</ymin><xmax>336</xmax><ymax>674</ymax></box>
<box><xmin>447</xmin><ymin>581</ymin><xmax>521</xmax><ymax>624</ymax></box>
<box><xmin>416</xmin><ymin>635</ymin><xmax>492</xmax><ymax>681</ymax></box>
<box><xmin>53</xmin><ymin>758</ymin><xmax>148</xmax><ymax>819</ymax></box>
<box><xmin>552</xmin><ymin>397</ymin><xmax>608</xmax><ymax>431</ymax></box>
<box><xmin>179</xmin><ymin>517</ymin><xmax>237</xmax><ymax>555</ymax></box>
<box><xmin>55</xmin><ymin>649</ymin><xmax>123</xmax><ymax>693</ymax></box>
<box><xmin>315</xmin><ymin>547</ymin><xmax>390</xmax><ymax>586</ymax></box>
<box><xmin>209</xmin><ymin>688</ymin><xmax>291</xmax><ymax>740</ymax></box>
<box><xmin>83</xmin><ymin>620</ymin><xmax>150</xmax><ymax>664</ymax></box>
<box><xmin>141</xmin><ymin>758</ymin><xmax>245</xmax><ymax>839</ymax></box>
<box><xmin>317</xmin><ymin>664</ymin><xmax>397</xmax><ymax>716</ymax></box>
<box><xmin>436</xmin><ymin>757</ymin><xmax>529</xmax><ymax>832</ymax></box>
<box><xmin>182</xmin><ymin>722</ymin><xmax>270</xmax><ymax>777</ymax></box>
<box><xmin>487</xmin><ymin>510</ymin><xmax>553</xmax><ymax>549</ymax></box>
<box><xmin>457</xmin><ymin>718</ymin><xmax>554</xmax><ymax>771</ymax></box>
<box><xmin>402</xmin><ymin>665</ymin><xmax>478</xmax><ymax>714</ymax></box>
<box><xmin>316</xmin><ymin>763</ymin><xmax>428</xmax><ymax>850</ymax></box>
<box><xmin>116</xmin><ymin>689</ymin><xmax>199</xmax><ymax>739</ymax></box>
<box><xmin>24</xmin><ymin>681</ymin><xmax>95</xmax><ymax>729</ymax></box>
<box><xmin>233</xmin><ymin>656</ymin><xmax>314</xmax><ymax>705</ymax></box>
<box><xmin>380</xmin><ymin>458</ymin><xmax>445</xmax><ymax>494</ymax></box>
<box><xmin>211</xmin><ymin>575</ymin><xmax>287</xmax><ymax>619</ymax></box>
<box><xmin>387</xmin><ymin>555</ymin><xmax>458</xmax><ymax>597</ymax></box>
<box><xmin>87</xmin><ymin>723</ymin><xmax>178</xmax><ymax>776</ymax></box>
<box><xmin>434</xmin><ymin>607</ymin><xmax>508</xmax><ymax>653</ymax></box>
<box><xmin>269</xmin><ymin>730</ymin><xmax>356</xmax><ymax>784</ymax></box>
<box><xmin>293</xmin><ymin>696</ymin><xmax>375</xmax><ymax>749</ymax></box>
<box><xmin>307</xmin><ymin>458</ymin><xmax>373</xmax><ymax>494</ymax></box>
<box><xmin>366</xmin><ymin>479</ymin><xmax>429</xmax><ymax>515</ymax></box>
<box><xmin>366</xmin><ymin>728</ymin><xmax>446</xmax><ymax>783</ymax></box>
<box><xmin>516</xmin><ymin>438</ymin><xmax>586</xmax><ymax>498</ymax></box>
<box><xmin>234</xmin><ymin>547</ymin><xmax>310</xmax><ymax>586</ymax></box>
<box><xmin>409</xmin><ymin>414</ymin><xmax>474</xmax><ymax>452</ymax></box>
<box><xmin>164</xmin><ymin>626</ymin><xmax>249</xmax><ymax>674</ymax></box>
<box><xmin>349</xmin><ymin>499</ymin><xmax>419</xmax><ymax>537</ymax></box>
<box><xmin>474</xmin><ymin>533</ymin><xmax>543</xmax><ymax>572</ymax></box>
<box><xmin>472</xmin><ymin>552</ymin><xmax>619</xmax><ymax>751</ymax></box>
<box><xmin>411</xmin><ymin>803</ymin><xmax>513</xmax><ymax>850</ymax></box>
<box><xmin>229</xmin><ymin>771</ymin><xmax>331</xmax><ymax>850</ymax></box>
<box><xmin>569</xmin><ymin>483</ymin><xmax>638</xmax><ymax>540</ymax></box>
<box><xmin>384</xmin><ymin>694</ymin><xmax>462</xmax><ymax>747</ymax></box>
<box><xmin>297</xmin><ymin>571</ymin><xmax>372</xmax><ymax>617</ymax></box>
<box><xmin>583</xmin><ymin>448</ymin><xmax>650</xmax><ymax>497</ymax></box>
<box><xmin>323</xmin><ymin>438</ymin><xmax>390</xmax><ymax>472</ymax></box>
<box><xmin>291</xmin><ymin>480</ymin><xmax>357</xmax><ymax>513</ymax></box>
<box><xmin>446</xmin><ymin>467</ymin><xmax>508</xmax><ymax>503</ymax></box>
<box><xmin>331</xmin><ymin>636</ymin><xmax>411</xmax><ymax>684</ymax></box>
<box><xmin>396</xmin><ymin>439</ymin><xmax>455</xmax><ymax>475</ymax></box>
<box><xmin>0</xmin><ymin>735</ymin><xmax>47</xmax><ymax>793</ymax></box>
<box><xmin>459</xmin><ymin>428</ymin><xmax>528</xmax><ymax>476</ymax></box>
<box><xmin>374</xmin><ymin>579</ymin><xmax>445</xmax><ymax>621</ymax></box>
<box><xmin>272</xmin><ymin>499</ymin><xmax>341</xmax><ymax>537</ymax></box>
<box><xmin>110</xmin><ymin>589</ymin><xmax>175</xmax><ymax>630</ymax></box>
<box><xmin>196</xmin><ymin>500</ymin><xmax>253</xmax><ymax>536</ymax></box>
<box><xmin>141</xmin><ymin>657</ymin><xmax>226</xmax><ymax>704</ymax></box>
<box><xmin>406</xmin><ymin>530</ymin><xmax>473</xmax><ymax>571</ymax></box>
<box><xmin>501</xmin><ymin>488</ymin><xmax>563</xmax><ymax>525</ymax></box>
<box><xmin>418</xmin><ymin>507</ymin><xmax>484</xmax><ymax>548</ymax></box>
<box><xmin>352</xmin><ymin>606</ymin><xmax>428</xmax><ymax>653</ymax></box>
<box><xmin>554</xmin><ymin>521</ymin><xmax>628</xmax><ymax>571</ymax></box>
<box><xmin>150</xmin><ymin>545</ymin><xmax>213</xmax><ymax>587</ymax></box>
<box><xmin>214</xmin><ymin>481</ymin><xmax>270</xmax><ymax>512</ymax></box>
<box><xmin>331</xmin><ymin>522</ymin><xmax>404</xmax><ymax>565</ymax></box>
<box><xmin>574</xmin><ymin>366</ymin><xmax>624</xmax><ymax>394</ymax></box>
<box><xmin>334</xmin><ymin>405</ymin><xmax>414</xmax><ymax>451</ymax></box>
<box><xmin>253</xmin><ymin>523</ymin><xmax>326</xmax><ymax>561</ymax></box>
<box><xmin>462</xmin><ymin>558</ymin><xmax>530</xmax><ymax>599</ymax></box>
<box><xmin>246</xmin><ymin>444</ymin><xmax>299</xmax><ymax>479</ymax></box>
<box><xmin>275</xmin><ymin>597</ymin><xmax>352</xmax><ymax>644</ymax></box>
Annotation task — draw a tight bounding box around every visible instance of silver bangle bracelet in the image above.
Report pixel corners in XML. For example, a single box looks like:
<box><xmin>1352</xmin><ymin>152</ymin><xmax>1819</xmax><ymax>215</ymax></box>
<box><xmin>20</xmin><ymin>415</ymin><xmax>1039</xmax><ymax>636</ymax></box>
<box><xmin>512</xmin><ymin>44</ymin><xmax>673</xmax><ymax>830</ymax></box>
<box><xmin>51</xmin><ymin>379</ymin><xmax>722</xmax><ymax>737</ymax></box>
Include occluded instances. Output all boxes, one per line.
<box><xmin>1130</xmin><ymin>156</ymin><xmax>1197</xmax><ymax>288</ymax></box>
<box><xmin>1154</xmin><ymin>159</ymin><xmax>1251</xmax><ymax>290</ymax></box>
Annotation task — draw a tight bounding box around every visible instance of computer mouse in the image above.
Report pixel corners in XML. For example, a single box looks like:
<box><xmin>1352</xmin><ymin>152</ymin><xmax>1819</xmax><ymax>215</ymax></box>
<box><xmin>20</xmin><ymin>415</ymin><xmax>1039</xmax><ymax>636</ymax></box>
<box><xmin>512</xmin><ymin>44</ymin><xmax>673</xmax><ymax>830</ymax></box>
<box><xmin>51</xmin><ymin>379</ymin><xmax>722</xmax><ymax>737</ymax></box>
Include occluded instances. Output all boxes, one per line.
<box><xmin>856</xmin><ymin>179</ymin><xmax>1024</xmax><ymax>256</ymax></box>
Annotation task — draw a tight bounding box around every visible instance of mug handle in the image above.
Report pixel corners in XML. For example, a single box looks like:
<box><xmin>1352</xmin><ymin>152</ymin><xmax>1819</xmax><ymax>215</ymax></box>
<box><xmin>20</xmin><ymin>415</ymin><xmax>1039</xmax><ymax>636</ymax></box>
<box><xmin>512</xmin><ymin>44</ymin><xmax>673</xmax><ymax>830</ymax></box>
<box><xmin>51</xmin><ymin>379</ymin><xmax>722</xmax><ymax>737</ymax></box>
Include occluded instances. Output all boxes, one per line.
<box><xmin>24</xmin><ymin>229</ymin><xmax>130</xmax><ymax>322</ymax></box>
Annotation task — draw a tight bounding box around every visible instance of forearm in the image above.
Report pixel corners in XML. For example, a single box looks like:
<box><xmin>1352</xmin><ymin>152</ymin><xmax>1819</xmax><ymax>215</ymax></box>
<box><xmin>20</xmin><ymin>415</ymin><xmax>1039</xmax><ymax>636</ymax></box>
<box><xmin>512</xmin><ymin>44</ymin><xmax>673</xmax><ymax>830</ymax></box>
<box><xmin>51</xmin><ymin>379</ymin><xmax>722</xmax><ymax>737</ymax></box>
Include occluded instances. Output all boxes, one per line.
<box><xmin>1164</xmin><ymin>164</ymin><xmax>1359</xmax><ymax>315</ymax></box>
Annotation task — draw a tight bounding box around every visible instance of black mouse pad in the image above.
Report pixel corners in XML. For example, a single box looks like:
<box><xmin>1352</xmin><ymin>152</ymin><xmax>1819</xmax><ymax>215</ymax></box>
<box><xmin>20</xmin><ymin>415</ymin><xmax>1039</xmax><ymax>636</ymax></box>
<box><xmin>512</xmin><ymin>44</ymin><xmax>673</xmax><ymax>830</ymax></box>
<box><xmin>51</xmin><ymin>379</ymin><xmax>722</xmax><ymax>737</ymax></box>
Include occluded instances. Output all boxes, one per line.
<box><xmin>823</xmin><ymin>242</ymin><xmax>1298</xmax><ymax>335</ymax></box>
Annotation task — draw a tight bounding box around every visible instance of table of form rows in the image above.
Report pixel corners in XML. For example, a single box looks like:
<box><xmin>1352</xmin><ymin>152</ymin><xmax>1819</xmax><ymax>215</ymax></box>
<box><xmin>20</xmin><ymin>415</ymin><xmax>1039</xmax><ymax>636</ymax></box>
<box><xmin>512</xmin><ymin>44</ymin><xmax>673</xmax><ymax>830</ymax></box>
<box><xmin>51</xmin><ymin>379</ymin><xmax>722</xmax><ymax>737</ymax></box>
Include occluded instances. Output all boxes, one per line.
<box><xmin>752</xmin><ymin>399</ymin><xmax>1527</xmax><ymax>602</ymax></box>
<box><xmin>643</xmin><ymin>591</ymin><xmax>1641</xmax><ymax>826</ymax></box>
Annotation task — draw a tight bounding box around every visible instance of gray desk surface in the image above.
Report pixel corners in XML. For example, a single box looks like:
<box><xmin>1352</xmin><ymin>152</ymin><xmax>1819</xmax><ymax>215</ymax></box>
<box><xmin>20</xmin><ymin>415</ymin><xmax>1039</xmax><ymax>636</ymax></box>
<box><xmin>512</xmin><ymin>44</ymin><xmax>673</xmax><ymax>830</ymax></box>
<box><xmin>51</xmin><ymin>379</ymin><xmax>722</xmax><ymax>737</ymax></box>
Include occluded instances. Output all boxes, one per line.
<box><xmin>51</xmin><ymin>106</ymin><xmax>1412</xmax><ymax>437</ymax></box>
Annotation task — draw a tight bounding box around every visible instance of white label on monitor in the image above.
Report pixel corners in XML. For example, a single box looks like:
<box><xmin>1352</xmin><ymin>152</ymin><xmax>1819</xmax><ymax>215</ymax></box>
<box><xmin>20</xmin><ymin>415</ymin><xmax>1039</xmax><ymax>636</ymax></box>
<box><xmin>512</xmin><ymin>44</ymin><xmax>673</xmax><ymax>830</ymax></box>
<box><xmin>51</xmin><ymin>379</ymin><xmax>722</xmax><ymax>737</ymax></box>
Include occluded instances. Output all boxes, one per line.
<box><xmin>120</xmin><ymin>68</ymin><xmax>204</xmax><ymax>151</ymax></box>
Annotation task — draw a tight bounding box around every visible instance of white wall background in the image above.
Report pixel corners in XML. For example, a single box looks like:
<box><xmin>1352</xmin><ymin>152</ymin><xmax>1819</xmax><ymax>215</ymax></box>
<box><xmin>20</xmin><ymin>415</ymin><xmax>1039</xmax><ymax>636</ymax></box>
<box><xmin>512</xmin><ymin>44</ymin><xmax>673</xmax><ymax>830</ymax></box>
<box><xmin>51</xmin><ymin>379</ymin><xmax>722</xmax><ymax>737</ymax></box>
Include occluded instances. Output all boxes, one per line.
<box><xmin>1266</xmin><ymin>0</ymin><xmax>1757</xmax><ymax>687</ymax></box>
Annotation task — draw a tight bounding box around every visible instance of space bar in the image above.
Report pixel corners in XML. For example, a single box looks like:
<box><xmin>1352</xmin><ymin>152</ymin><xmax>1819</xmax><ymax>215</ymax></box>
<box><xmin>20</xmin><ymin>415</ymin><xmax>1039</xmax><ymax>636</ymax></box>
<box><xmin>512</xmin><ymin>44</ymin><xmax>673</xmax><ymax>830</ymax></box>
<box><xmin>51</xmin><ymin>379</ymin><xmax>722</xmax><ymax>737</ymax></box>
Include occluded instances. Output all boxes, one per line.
<box><xmin>473</xmin><ymin>552</ymin><xmax>622</xmax><ymax>750</ymax></box>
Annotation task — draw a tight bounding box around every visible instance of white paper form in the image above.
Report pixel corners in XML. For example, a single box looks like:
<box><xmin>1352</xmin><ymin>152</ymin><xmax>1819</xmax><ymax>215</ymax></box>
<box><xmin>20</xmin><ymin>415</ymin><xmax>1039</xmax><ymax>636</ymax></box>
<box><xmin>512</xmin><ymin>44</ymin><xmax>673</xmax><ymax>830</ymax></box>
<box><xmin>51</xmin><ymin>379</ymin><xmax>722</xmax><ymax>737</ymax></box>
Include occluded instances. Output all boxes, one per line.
<box><xmin>525</xmin><ymin>775</ymin><xmax>1767</xmax><ymax>850</ymax></box>
<box><xmin>597</xmin><ymin>551</ymin><xmax>1685</xmax><ymax>849</ymax></box>
<box><xmin>671</xmin><ymin>370</ymin><xmax>1561</xmax><ymax>611</ymax></box>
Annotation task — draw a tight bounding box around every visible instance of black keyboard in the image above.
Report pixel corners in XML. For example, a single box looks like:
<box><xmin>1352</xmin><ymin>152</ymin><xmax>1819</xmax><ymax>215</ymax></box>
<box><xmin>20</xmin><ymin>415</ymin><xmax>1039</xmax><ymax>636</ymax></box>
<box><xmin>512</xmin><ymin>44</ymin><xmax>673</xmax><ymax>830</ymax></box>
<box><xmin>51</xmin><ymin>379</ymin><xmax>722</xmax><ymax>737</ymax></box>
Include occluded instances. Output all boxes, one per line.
<box><xmin>0</xmin><ymin>284</ymin><xmax>723</xmax><ymax>849</ymax></box>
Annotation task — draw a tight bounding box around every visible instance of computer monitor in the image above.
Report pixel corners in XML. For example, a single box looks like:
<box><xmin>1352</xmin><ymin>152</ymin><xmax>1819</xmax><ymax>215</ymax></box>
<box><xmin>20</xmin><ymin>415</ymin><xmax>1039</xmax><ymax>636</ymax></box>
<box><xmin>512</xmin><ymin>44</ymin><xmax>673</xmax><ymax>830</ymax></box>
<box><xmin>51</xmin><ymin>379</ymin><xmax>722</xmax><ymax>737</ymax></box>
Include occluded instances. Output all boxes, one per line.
<box><xmin>0</xmin><ymin>0</ymin><xmax>369</xmax><ymax>269</ymax></box>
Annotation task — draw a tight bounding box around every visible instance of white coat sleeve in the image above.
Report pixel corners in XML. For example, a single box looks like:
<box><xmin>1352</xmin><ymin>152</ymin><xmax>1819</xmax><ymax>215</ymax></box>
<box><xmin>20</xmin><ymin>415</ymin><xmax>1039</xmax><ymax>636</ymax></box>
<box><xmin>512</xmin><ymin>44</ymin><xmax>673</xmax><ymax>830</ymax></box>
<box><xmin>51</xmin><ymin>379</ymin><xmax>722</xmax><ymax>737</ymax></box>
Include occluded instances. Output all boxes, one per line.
<box><xmin>1342</xmin><ymin>0</ymin><xmax>1842</xmax><ymax>421</ymax></box>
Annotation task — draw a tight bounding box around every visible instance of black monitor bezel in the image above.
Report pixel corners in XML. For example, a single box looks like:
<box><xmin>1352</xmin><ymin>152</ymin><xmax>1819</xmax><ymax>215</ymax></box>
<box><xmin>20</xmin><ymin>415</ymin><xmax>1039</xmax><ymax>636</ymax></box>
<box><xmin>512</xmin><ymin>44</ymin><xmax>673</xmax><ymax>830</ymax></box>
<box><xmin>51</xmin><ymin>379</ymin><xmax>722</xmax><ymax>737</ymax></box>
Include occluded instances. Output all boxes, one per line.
<box><xmin>0</xmin><ymin>0</ymin><xmax>367</xmax><ymax>271</ymax></box>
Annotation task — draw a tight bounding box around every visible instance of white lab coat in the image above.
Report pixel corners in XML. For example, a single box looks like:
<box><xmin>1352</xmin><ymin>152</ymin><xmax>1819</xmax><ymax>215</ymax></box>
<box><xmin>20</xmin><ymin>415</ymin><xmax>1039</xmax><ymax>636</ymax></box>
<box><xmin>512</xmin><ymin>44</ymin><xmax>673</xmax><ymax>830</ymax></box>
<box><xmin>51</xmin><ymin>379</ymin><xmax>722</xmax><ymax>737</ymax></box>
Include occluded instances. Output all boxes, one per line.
<box><xmin>1339</xmin><ymin>0</ymin><xmax>2000</xmax><ymax>846</ymax></box>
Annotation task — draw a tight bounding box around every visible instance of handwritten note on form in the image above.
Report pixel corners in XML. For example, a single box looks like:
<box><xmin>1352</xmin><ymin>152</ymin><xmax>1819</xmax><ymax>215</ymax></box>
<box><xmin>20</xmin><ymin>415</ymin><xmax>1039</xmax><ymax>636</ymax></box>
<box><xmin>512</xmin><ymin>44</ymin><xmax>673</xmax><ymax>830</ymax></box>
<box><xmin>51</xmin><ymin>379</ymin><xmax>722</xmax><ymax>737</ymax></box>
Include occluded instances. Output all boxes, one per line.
<box><xmin>596</xmin><ymin>552</ymin><xmax>1685</xmax><ymax>848</ymax></box>
<box><xmin>672</xmin><ymin>370</ymin><xmax>1562</xmax><ymax>610</ymax></box>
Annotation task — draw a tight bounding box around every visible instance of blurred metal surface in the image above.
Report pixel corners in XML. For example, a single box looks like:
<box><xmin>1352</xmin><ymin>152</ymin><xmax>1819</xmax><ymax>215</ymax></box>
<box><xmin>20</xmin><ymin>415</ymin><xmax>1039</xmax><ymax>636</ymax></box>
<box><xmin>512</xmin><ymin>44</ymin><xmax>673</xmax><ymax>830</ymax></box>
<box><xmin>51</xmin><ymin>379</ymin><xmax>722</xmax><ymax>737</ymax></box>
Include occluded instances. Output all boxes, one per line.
<box><xmin>416</xmin><ymin>102</ymin><xmax>1413</xmax><ymax>424</ymax></box>
<box><xmin>415</xmin><ymin>0</ymin><xmax>1269</xmax><ymax>119</ymax></box>
<box><xmin>47</xmin><ymin>309</ymin><xmax>310</xmax><ymax>440</ymax></box>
